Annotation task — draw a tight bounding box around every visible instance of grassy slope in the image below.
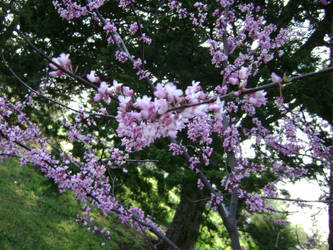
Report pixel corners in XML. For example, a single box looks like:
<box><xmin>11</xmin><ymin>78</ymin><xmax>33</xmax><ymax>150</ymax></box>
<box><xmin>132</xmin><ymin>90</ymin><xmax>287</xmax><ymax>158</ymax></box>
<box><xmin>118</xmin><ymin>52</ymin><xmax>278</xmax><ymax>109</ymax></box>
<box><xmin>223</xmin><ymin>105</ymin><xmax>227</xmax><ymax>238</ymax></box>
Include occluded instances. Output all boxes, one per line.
<box><xmin>0</xmin><ymin>158</ymin><xmax>149</xmax><ymax>250</ymax></box>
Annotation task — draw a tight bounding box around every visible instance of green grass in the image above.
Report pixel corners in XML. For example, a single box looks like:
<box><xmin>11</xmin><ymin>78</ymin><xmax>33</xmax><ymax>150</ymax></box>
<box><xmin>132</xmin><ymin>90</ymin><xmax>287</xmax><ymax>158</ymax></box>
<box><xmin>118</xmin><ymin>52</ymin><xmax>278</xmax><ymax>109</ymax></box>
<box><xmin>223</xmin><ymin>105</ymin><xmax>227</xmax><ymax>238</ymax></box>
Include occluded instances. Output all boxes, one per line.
<box><xmin>0</xmin><ymin>158</ymin><xmax>150</xmax><ymax>249</ymax></box>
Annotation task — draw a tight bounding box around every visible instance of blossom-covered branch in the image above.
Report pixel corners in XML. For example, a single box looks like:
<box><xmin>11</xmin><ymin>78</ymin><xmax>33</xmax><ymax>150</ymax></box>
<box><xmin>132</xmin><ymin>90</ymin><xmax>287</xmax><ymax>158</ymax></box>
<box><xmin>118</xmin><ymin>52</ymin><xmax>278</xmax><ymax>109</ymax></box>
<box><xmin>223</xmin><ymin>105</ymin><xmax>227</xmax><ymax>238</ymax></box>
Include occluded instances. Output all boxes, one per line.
<box><xmin>2</xmin><ymin>1</ymin><xmax>332</xmax><ymax>249</ymax></box>
<box><xmin>165</xmin><ymin>66</ymin><xmax>333</xmax><ymax>114</ymax></box>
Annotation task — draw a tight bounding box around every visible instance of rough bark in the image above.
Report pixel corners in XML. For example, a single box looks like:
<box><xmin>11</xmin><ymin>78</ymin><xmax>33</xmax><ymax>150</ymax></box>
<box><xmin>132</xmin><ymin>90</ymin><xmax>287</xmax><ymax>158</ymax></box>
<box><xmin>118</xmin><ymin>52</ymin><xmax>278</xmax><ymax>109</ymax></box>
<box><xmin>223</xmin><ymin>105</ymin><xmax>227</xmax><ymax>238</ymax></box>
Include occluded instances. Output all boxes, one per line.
<box><xmin>158</xmin><ymin>181</ymin><xmax>206</xmax><ymax>250</ymax></box>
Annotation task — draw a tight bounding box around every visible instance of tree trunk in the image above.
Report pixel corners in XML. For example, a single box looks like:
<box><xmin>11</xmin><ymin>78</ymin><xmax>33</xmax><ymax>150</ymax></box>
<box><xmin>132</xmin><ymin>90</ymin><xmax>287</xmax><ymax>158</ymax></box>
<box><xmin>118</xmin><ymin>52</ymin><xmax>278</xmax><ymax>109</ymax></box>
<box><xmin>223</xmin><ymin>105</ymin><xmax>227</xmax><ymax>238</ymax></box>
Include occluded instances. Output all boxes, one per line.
<box><xmin>158</xmin><ymin>181</ymin><xmax>206</xmax><ymax>250</ymax></box>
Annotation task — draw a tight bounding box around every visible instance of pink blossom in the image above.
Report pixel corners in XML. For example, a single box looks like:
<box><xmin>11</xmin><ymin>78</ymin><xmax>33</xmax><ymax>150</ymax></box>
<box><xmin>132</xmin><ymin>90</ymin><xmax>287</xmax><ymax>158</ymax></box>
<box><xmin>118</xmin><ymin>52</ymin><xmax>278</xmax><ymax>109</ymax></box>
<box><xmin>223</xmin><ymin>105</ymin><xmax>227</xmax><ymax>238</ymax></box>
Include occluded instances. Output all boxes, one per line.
<box><xmin>140</xmin><ymin>33</ymin><xmax>152</xmax><ymax>45</ymax></box>
<box><xmin>233</xmin><ymin>90</ymin><xmax>242</xmax><ymax>96</ymax></box>
<box><xmin>135</xmin><ymin>95</ymin><xmax>153</xmax><ymax>119</ymax></box>
<box><xmin>165</xmin><ymin>82</ymin><xmax>183</xmax><ymax>102</ymax></box>
<box><xmin>86</xmin><ymin>71</ymin><xmax>100</xmax><ymax>83</ymax></box>
<box><xmin>248</xmin><ymin>90</ymin><xmax>267</xmax><ymax>107</ymax></box>
<box><xmin>239</xmin><ymin>67</ymin><xmax>248</xmax><ymax>80</ymax></box>
<box><xmin>185</xmin><ymin>81</ymin><xmax>205</xmax><ymax>104</ymax></box>
<box><xmin>87</xmin><ymin>0</ymin><xmax>105</xmax><ymax>11</ymax></box>
<box><xmin>107</xmin><ymin>36</ymin><xmax>114</xmax><ymax>44</ymax></box>
<box><xmin>154</xmin><ymin>83</ymin><xmax>167</xmax><ymax>99</ymax></box>
<box><xmin>197</xmin><ymin>178</ymin><xmax>204</xmax><ymax>189</ymax></box>
<box><xmin>49</xmin><ymin>57</ymin><xmax>60</xmax><ymax>70</ymax></box>
<box><xmin>154</xmin><ymin>99</ymin><xmax>169</xmax><ymax>114</ymax></box>
<box><xmin>118</xmin><ymin>95</ymin><xmax>131</xmax><ymax>112</ymax></box>
<box><xmin>115</xmin><ymin>50</ymin><xmax>128</xmax><ymax>63</ymax></box>
<box><xmin>129</xmin><ymin>23</ymin><xmax>139</xmax><ymax>35</ymax></box>
<box><xmin>112</xmin><ymin>80</ymin><xmax>122</xmax><ymax>93</ymax></box>
<box><xmin>94</xmin><ymin>81</ymin><xmax>111</xmax><ymax>103</ymax></box>
<box><xmin>239</xmin><ymin>80</ymin><xmax>247</xmax><ymax>89</ymax></box>
<box><xmin>103</xmin><ymin>23</ymin><xmax>116</xmax><ymax>33</ymax></box>
<box><xmin>49</xmin><ymin>70</ymin><xmax>62</xmax><ymax>77</ymax></box>
<box><xmin>119</xmin><ymin>0</ymin><xmax>135</xmax><ymax>8</ymax></box>
<box><xmin>100</xmin><ymin>108</ymin><xmax>108</xmax><ymax>115</ymax></box>
<box><xmin>57</xmin><ymin>53</ymin><xmax>71</xmax><ymax>69</ymax></box>
<box><xmin>215</xmin><ymin>85</ymin><xmax>228</xmax><ymax>94</ymax></box>
<box><xmin>133</xmin><ymin>58</ymin><xmax>142</xmax><ymax>69</ymax></box>
<box><xmin>169</xmin><ymin>143</ymin><xmax>187</xmax><ymax>155</ymax></box>
<box><xmin>48</xmin><ymin>53</ymin><xmax>72</xmax><ymax>77</ymax></box>
<box><xmin>136</xmin><ymin>70</ymin><xmax>150</xmax><ymax>80</ymax></box>
<box><xmin>228</xmin><ymin>77</ymin><xmax>239</xmax><ymax>85</ymax></box>
<box><xmin>122</xmin><ymin>86</ymin><xmax>134</xmax><ymax>96</ymax></box>
<box><xmin>271</xmin><ymin>72</ymin><xmax>282</xmax><ymax>84</ymax></box>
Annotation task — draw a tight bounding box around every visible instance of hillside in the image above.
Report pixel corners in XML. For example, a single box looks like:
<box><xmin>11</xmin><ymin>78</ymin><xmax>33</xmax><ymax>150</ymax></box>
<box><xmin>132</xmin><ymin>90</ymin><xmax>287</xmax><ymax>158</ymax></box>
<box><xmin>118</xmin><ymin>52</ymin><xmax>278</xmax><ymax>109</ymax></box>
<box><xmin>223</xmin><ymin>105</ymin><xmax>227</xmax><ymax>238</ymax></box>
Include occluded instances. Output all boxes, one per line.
<box><xmin>0</xmin><ymin>158</ymin><xmax>150</xmax><ymax>249</ymax></box>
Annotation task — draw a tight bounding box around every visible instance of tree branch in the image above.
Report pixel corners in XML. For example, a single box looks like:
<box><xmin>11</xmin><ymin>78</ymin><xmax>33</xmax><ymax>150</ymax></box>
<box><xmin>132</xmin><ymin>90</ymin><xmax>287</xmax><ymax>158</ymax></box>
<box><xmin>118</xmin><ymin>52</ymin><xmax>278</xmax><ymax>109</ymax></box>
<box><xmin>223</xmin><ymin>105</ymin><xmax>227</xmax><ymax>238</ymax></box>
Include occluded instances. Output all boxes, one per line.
<box><xmin>15</xmin><ymin>29</ymin><xmax>101</xmax><ymax>91</ymax></box>
<box><xmin>129</xmin><ymin>3</ymin><xmax>145</xmax><ymax>69</ymax></box>
<box><xmin>94</xmin><ymin>10</ymin><xmax>156</xmax><ymax>91</ymax></box>
<box><xmin>262</xmin><ymin>196</ymin><xmax>333</xmax><ymax>204</ymax></box>
<box><xmin>165</xmin><ymin>66</ymin><xmax>333</xmax><ymax>114</ymax></box>
<box><xmin>0</xmin><ymin>128</ymin><xmax>179</xmax><ymax>250</ymax></box>
<box><xmin>1</xmin><ymin>54</ymin><xmax>115</xmax><ymax>119</ymax></box>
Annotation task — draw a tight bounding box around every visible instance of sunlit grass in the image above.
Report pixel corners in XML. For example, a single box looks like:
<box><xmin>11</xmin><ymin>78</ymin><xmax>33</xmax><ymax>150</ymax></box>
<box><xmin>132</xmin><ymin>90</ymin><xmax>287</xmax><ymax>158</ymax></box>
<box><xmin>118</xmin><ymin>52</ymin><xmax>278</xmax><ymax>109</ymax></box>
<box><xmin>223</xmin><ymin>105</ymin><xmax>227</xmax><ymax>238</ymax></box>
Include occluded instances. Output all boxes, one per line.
<box><xmin>0</xmin><ymin>158</ymin><xmax>149</xmax><ymax>249</ymax></box>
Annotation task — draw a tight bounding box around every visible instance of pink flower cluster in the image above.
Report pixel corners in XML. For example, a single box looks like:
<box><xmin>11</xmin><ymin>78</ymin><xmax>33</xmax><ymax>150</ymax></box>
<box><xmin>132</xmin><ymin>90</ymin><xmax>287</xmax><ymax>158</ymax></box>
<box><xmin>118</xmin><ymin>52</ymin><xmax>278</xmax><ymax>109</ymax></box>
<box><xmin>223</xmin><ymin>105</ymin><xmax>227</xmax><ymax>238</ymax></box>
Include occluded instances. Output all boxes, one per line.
<box><xmin>86</xmin><ymin>70</ymin><xmax>100</xmax><ymax>83</ymax></box>
<box><xmin>49</xmin><ymin>53</ymin><xmax>72</xmax><ymax>77</ymax></box>
<box><xmin>108</xmin><ymin>81</ymin><xmax>226</xmax><ymax>152</ymax></box>
<box><xmin>53</xmin><ymin>0</ymin><xmax>88</xmax><ymax>20</ymax></box>
<box><xmin>93</xmin><ymin>80</ymin><xmax>122</xmax><ymax>103</ymax></box>
<box><xmin>0</xmin><ymin>94</ymin><xmax>162</xmax><ymax>240</ymax></box>
<box><xmin>119</xmin><ymin>0</ymin><xmax>135</xmax><ymax>9</ymax></box>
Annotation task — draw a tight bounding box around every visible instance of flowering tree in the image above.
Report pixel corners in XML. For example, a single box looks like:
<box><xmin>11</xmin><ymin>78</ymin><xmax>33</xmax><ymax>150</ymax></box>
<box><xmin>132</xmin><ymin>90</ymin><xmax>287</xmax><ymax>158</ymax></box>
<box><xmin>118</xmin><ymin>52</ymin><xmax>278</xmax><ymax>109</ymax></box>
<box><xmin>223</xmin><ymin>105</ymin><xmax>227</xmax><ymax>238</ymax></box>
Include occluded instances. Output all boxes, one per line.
<box><xmin>1</xmin><ymin>0</ymin><xmax>332</xmax><ymax>249</ymax></box>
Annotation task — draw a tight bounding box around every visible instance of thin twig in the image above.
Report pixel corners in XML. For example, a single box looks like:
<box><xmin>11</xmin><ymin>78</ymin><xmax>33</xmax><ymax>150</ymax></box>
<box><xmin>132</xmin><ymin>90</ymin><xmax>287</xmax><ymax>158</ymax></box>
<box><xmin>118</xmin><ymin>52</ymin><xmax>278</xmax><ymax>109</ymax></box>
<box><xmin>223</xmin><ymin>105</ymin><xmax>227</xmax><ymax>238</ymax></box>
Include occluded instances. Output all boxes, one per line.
<box><xmin>125</xmin><ymin>159</ymin><xmax>159</xmax><ymax>162</ymax></box>
<box><xmin>262</xmin><ymin>196</ymin><xmax>333</xmax><ymax>204</ymax></box>
<box><xmin>130</xmin><ymin>3</ymin><xmax>145</xmax><ymax>70</ymax></box>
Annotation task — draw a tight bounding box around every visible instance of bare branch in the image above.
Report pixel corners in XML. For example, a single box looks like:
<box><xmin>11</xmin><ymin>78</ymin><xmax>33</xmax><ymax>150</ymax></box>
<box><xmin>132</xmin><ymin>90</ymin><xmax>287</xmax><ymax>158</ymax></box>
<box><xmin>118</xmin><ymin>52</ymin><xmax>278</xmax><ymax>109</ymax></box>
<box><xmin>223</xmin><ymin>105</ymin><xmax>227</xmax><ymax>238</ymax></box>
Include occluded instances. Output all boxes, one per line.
<box><xmin>125</xmin><ymin>159</ymin><xmax>159</xmax><ymax>162</ymax></box>
<box><xmin>262</xmin><ymin>196</ymin><xmax>333</xmax><ymax>204</ymax></box>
